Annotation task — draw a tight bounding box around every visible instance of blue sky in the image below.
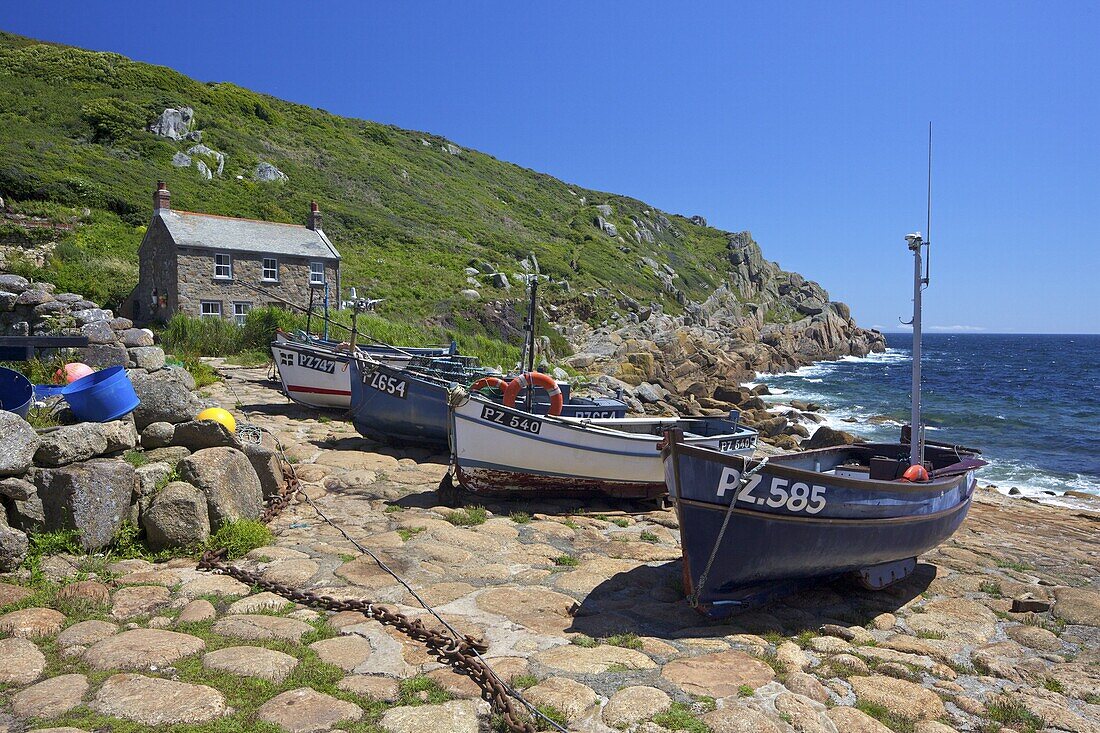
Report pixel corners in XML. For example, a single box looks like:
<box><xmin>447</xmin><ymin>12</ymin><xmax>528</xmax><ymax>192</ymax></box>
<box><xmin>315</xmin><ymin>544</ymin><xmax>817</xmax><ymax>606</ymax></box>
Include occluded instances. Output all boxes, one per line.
<box><xmin>2</xmin><ymin>2</ymin><xmax>1097</xmax><ymax>333</ymax></box>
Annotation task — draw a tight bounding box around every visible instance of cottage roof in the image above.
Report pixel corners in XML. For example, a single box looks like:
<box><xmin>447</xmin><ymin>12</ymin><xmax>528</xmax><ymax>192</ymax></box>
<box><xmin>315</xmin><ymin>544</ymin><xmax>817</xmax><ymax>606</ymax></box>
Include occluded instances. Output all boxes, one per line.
<box><xmin>158</xmin><ymin>210</ymin><xmax>340</xmax><ymax>260</ymax></box>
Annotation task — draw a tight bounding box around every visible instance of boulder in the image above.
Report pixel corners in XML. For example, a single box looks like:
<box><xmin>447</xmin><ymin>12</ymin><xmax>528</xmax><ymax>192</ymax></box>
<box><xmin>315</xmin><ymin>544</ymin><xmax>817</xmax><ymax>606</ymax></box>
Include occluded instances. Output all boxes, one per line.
<box><xmin>81</xmin><ymin>321</ymin><xmax>116</xmax><ymax>344</ymax></box>
<box><xmin>128</xmin><ymin>346</ymin><xmax>166</xmax><ymax>371</ymax></box>
<box><xmin>129</xmin><ymin>369</ymin><xmax>203</xmax><ymax>429</ymax></box>
<box><xmin>100</xmin><ymin>419</ymin><xmax>139</xmax><ymax>453</ymax></box>
<box><xmin>141</xmin><ymin>421</ymin><xmax>175</xmax><ymax>449</ymax></box>
<box><xmin>0</xmin><ymin>274</ymin><xmax>29</xmax><ymax>293</ymax></box>
<box><xmin>5</xmin><ymin>488</ymin><xmax>44</xmax><ymax>531</ymax></box>
<box><xmin>34</xmin><ymin>423</ymin><xmax>109</xmax><ymax>467</ymax></box>
<box><xmin>459</xmin><ymin>289</ymin><xmax>480</xmax><ymax>300</ymax></box>
<box><xmin>254</xmin><ymin>161</ymin><xmax>288</xmax><ymax>182</ymax></box>
<box><xmin>121</xmin><ymin>328</ymin><xmax>154</xmax><ymax>347</ymax></box>
<box><xmin>171</xmin><ymin>419</ymin><xmax>241</xmax><ymax>451</ymax></box>
<box><xmin>0</xmin><ymin>410</ymin><xmax>39</xmax><ymax>476</ymax></box>
<box><xmin>0</xmin><ymin>476</ymin><xmax>36</xmax><ymax>501</ymax></box>
<box><xmin>33</xmin><ymin>459</ymin><xmax>136</xmax><ymax>550</ymax></box>
<box><xmin>172</xmin><ymin>152</ymin><xmax>193</xmax><ymax>167</ymax></box>
<box><xmin>178</xmin><ymin>448</ymin><xmax>263</xmax><ymax>525</ymax></box>
<box><xmin>82</xmin><ymin>343</ymin><xmax>129</xmax><ymax>369</ymax></box>
<box><xmin>242</xmin><ymin>442</ymin><xmax>284</xmax><ymax>500</ymax></box>
<box><xmin>143</xmin><ymin>482</ymin><xmax>210</xmax><ymax>551</ymax></box>
<box><xmin>490</xmin><ymin>273</ymin><xmax>510</xmax><ymax>289</ymax></box>
<box><xmin>148</xmin><ymin>107</ymin><xmax>194</xmax><ymax>140</ymax></box>
<box><xmin>0</xmin><ymin>513</ymin><xmax>29</xmax><ymax>571</ymax></box>
<box><xmin>805</xmin><ymin>425</ymin><xmax>861</xmax><ymax>450</ymax></box>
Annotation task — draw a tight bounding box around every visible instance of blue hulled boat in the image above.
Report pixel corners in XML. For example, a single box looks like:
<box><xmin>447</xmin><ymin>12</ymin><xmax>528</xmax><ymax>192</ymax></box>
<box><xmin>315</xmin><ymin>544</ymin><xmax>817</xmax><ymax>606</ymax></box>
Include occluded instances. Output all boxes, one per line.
<box><xmin>349</xmin><ymin>360</ymin><xmax>628</xmax><ymax>447</ymax></box>
<box><xmin>663</xmin><ymin>436</ymin><xmax>984</xmax><ymax>616</ymax></box>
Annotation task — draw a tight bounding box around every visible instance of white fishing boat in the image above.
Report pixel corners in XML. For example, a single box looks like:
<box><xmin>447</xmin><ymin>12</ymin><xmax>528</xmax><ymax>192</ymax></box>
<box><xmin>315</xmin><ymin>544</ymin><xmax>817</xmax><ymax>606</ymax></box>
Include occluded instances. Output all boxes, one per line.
<box><xmin>447</xmin><ymin>390</ymin><xmax>758</xmax><ymax>499</ymax></box>
<box><xmin>271</xmin><ymin>330</ymin><xmax>471</xmax><ymax>409</ymax></box>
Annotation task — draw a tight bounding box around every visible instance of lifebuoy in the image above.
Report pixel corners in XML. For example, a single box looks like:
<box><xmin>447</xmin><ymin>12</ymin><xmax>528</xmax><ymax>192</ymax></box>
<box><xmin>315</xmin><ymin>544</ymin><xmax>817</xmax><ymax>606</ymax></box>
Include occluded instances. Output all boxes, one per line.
<box><xmin>503</xmin><ymin>372</ymin><xmax>563</xmax><ymax>416</ymax></box>
<box><xmin>470</xmin><ymin>376</ymin><xmax>508</xmax><ymax>392</ymax></box>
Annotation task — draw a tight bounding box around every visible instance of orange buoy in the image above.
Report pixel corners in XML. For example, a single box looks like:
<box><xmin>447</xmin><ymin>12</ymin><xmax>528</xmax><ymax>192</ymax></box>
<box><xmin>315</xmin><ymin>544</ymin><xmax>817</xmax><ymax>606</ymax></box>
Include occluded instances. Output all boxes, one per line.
<box><xmin>54</xmin><ymin>362</ymin><xmax>94</xmax><ymax>385</ymax></box>
<box><xmin>470</xmin><ymin>376</ymin><xmax>508</xmax><ymax>392</ymax></box>
<box><xmin>503</xmin><ymin>371</ymin><xmax>563</xmax><ymax>416</ymax></box>
<box><xmin>901</xmin><ymin>464</ymin><xmax>930</xmax><ymax>483</ymax></box>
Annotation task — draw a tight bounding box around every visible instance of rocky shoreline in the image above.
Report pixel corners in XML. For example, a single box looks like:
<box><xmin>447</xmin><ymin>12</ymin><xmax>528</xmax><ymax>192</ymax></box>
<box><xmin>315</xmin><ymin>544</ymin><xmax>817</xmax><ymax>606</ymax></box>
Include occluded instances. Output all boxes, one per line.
<box><xmin>0</xmin><ymin>363</ymin><xmax>1096</xmax><ymax>733</ymax></box>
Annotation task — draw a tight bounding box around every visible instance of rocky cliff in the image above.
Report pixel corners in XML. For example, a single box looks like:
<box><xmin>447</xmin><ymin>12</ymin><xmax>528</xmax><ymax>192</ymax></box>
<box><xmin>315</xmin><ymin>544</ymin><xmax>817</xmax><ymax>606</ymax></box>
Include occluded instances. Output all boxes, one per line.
<box><xmin>559</xmin><ymin>231</ymin><xmax>885</xmax><ymax>418</ymax></box>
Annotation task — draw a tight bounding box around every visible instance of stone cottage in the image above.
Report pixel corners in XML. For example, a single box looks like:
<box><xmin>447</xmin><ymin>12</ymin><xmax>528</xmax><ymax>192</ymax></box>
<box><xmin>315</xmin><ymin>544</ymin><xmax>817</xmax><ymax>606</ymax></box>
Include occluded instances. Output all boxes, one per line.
<box><xmin>127</xmin><ymin>182</ymin><xmax>341</xmax><ymax>324</ymax></box>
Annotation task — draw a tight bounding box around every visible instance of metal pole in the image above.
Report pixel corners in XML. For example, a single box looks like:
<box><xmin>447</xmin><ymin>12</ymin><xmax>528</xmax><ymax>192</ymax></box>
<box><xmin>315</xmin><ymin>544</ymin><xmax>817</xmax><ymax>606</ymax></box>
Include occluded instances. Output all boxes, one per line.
<box><xmin>907</xmin><ymin>234</ymin><xmax>924</xmax><ymax>467</ymax></box>
<box><xmin>323</xmin><ymin>283</ymin><xmax>330</xmax><ymax>341</ymax></box>
<box><xmin>306</xmin><ymin>287</ymin><xmax>315</xmax><ymax>336</ymax></box>
<box><xmin>525</xmin><ymin>278</ymin><xmax>537</xmax><ymax>411</ymax></box>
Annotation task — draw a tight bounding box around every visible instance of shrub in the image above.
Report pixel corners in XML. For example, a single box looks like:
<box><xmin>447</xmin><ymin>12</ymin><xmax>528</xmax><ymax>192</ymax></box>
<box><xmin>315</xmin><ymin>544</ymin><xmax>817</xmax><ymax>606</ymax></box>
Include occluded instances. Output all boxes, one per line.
<box><xmin>208</xmin><ymin>519</ymin><xmax>273</xmax><ymax>559</ymax></box>
<box><xmin>444</xmin><ymin>505</ymin><xmax>488</xmax><ymax>527</ymax></box>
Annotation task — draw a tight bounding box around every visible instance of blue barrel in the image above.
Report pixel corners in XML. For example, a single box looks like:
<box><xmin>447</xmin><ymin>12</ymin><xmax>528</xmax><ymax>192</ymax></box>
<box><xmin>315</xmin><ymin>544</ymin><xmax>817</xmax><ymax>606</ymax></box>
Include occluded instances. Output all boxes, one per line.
<box><xmin>0</xmin><ymin>366</ymin><xmax>33</xmax><ymax>418</ymax></box>
<box><xmin>61</xmin><ymin>366</ymin><xmax>140</xmax><ymax>422</ymax></box>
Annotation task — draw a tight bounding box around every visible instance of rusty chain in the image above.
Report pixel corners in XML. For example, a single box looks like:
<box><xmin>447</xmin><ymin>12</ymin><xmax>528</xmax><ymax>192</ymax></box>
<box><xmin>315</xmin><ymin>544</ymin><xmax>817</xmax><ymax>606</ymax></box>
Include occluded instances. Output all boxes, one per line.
<box><xmin>199</xmin><ymin>432</ymin><xmax>544</xmax><ymax>733</ymax></box>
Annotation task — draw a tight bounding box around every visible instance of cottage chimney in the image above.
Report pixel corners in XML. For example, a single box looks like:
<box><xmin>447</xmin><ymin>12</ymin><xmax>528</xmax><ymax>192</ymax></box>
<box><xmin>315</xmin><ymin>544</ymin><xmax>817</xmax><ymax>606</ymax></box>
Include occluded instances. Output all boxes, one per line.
<box><xmin>307</xmin><ymin>200</ymin><xmax>322</xmax><ymax>231</ymax></box>
<box><xmin>153</xmin><ymin>181</ymin><xmax>171</xmax><ymax>213</ymax></box>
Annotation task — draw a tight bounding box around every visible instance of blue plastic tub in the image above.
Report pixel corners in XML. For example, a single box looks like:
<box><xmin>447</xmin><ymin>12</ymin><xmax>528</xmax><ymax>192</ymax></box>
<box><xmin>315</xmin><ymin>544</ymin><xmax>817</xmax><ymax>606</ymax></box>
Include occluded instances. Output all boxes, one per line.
<box><xmin>0</xmin><ymin>366</ymin><xmax>33</xmax><ymax>418</ymax></box>
<box><xmin>34</xmin><ymin>384</ymin><xmax>66</xmax><ymax>400</ymax></box>
<box><xmin>61</xmin><ymin>366</ymin><xmax>140</xmax><ymax>422</ymax></box>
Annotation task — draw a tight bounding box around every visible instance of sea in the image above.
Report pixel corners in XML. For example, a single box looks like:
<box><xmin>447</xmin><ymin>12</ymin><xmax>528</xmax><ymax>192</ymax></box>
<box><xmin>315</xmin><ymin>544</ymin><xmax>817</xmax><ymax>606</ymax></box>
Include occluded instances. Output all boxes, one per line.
<box><xmin>753</xmin><ymin>333</ymin><xmax>1100</xmax><ymax>504</ymax></box>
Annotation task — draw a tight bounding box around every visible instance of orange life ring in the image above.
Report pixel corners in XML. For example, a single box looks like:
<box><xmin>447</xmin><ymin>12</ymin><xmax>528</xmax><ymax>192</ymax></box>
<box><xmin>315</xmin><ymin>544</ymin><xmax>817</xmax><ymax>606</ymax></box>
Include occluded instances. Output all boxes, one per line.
<box><xmin>470</xmin><ymin>376</ymin><xmax>508</xmax><ymax>392</ymax></box>
<box><xmin>503</xmin><ymin>372</ymin><xmax>563</xmax><ymax>416</ymax></box>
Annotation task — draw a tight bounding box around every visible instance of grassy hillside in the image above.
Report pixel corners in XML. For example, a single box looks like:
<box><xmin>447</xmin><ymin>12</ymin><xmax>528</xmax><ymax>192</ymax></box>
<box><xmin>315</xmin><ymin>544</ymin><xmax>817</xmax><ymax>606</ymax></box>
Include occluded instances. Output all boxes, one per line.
<box><xmin>0</xmin><ymin>31</ymin><xmax>770</xmax><ymax>357</ymax></box>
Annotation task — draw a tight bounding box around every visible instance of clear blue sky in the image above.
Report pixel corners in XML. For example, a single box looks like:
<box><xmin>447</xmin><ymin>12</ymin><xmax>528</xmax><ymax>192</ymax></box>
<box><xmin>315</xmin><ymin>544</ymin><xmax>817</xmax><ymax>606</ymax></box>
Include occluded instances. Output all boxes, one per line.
<box><xmin>3</xmin><ymin>2</ymin><xmax>1097</xmax><ymax>333</ymax></box>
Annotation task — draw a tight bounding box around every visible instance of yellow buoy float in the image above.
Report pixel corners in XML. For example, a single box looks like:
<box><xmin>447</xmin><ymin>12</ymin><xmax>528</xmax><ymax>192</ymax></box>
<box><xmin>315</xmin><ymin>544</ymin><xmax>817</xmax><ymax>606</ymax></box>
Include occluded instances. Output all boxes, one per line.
<box><xmin>196</xmin><ymin>407</ymin><xmax>236</xmax><ymax>434</ymax></box>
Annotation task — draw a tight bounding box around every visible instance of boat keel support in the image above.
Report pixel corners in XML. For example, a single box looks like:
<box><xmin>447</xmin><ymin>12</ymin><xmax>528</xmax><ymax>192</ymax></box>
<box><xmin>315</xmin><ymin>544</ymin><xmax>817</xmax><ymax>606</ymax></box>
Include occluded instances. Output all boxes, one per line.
<box><xmin>856</xmin><ymin>557</ymin><xmax>916</xmax><ymax>591</ymax></box>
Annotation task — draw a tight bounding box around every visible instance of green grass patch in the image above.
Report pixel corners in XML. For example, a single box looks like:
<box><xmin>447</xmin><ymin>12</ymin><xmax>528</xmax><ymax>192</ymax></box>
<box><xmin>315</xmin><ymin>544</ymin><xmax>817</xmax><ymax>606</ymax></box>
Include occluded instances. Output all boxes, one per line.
<box><xmin>610</xmin><ymin>517</ymin><xmax>630</xmax><ymax>528</ymax></box>
<box><xmin>508</xmin><ymin>511</ymin><xmax>531</xmax><ymax>524</ymax></box>
<box><xmin>854</xmin><ymin>700</ymin><xmax>916</xmax><ymax>733</ymax></box>
<box><xmin>603</xmin><ymin>632</ymin><xmax>642</xmax><ymax>650</ymax></box>
<box><xmin>1042</xmin><ymin>677</ymin><xmax>1065</xmax><ymax>693</ymax></box>
<box><xmin>397</xmin><ymin>527</ymin><xmax>425</xmax><ymax>541</ymax></box>
<box><xmin>383</xmin><ymin>505</ymin><xmax>403</xmax><ymax>513</ymax></box>
<box><xmin>995</xmin><ymin>558</ymin><xmax>1034</xmax><ymax>572</ymax></box>
<box><xmin>509</xmin><ymin>673</ymin><xmax>538</xmax><ymax>690</ymax></box>
<box><xmin>915</xmin><ymin>630</ymin><xmax>946</xmax><ymax>640</ymax></box>
<box><xmin>532</xmin><ymin>704</ymin><xmax>569</xmax><ymax>731</ymax></box>
<box><xmin>553</xmin><ymin>554</ymin><xmax>578</xmax><ymax>567</ymax></box>
<box><xmin>570</xmin><ymin>634</ymin><xmax>598</xmax><ymax>648</ymax></box>
<box><xmin>652</xmin><ymin>701</ymin><xmax>709</xmax><ymax>733</ymax></box>
<box><xmin>986</xmin><ymin>697</ymin><xmax>1044</xmax><ymax>733</ymax></box>
<box><xmin>979</xmin><ymin>580</ymin><xmax>1003</xmax><ymax>598</ymax></box>
<box><xmin>443</xmin><ymin>505</ymin><xmax>488</xmax><ymax>526</ymax></box>
<box><xmin>639</xmin><ymin>530</ymin><xmax>659</xmax><ymax>543</ymax></box>
<box><xmin>397</xmin><ymin>675</ymin><xmax>452</xmax><ymax>706</ymax></box>
<box><xmin>209</xmin><ymin>519</ymin><xmax>273</xmax><ymax>559</ymax></box>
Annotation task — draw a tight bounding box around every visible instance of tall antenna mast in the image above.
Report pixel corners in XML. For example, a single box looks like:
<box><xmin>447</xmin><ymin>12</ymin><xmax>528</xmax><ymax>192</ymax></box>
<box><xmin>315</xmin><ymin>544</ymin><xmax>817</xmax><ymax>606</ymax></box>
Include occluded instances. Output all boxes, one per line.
<box><xmin>906</xmin><ymin>123</ymin><xmax>933</xmax><ymax>468</ymax></box>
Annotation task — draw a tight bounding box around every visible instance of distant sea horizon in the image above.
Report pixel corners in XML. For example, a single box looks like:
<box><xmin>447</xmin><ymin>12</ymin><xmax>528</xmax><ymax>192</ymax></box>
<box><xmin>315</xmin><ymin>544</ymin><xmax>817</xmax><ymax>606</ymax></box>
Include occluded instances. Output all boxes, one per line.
<box><xmin>753</xmin><ymin>333</ymin><xmax>1100</xmax><ymax>503</ymax></box>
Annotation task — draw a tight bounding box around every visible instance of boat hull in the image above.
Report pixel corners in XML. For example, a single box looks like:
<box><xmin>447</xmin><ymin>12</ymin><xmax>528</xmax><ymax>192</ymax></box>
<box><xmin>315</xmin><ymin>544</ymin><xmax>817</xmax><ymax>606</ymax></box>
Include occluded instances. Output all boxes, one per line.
<box><xmin>664</xmin><ymin>440</ymin><xmax>980</xmax><ymax>615</ymax></box>
<box><xmin>451</xmin><ymin>394</ymin><xmax>758</xmax><ymax>499</ymax></box>
<box><xmin>350</xmin><ymin>362</ymin><xmax>629</xmax><ymax>447</ymax></box>
<box><xmin>272</xmin><ymin>335</ymin><xmax>473</xmax><ymax>410</ymax></box>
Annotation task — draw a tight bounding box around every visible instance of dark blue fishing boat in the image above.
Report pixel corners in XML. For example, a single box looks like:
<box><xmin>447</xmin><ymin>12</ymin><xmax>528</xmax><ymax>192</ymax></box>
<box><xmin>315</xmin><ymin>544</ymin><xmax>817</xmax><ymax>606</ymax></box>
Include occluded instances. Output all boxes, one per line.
<box><xmin>665</xmin><ymin>220</ymin><xmax>987</xmax><ymax>616</ymax></box>
<box><xmin>349</xmin><ymin>360</ymin><xmax>628</xmax><ymax>447</ymax></box>
<box><xmin>663</xmin><ymin>435</ymin><xmax>984</xmax><ymax>616</ymax></box>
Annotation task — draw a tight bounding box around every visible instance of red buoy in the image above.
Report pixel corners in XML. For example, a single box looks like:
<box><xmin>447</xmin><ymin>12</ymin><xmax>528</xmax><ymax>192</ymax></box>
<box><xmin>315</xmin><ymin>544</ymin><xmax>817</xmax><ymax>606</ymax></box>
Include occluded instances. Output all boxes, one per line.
<box><xmin>901</xmin><ymin>465</ymin><xmax>930</xmax><ymax>483</ymax></box>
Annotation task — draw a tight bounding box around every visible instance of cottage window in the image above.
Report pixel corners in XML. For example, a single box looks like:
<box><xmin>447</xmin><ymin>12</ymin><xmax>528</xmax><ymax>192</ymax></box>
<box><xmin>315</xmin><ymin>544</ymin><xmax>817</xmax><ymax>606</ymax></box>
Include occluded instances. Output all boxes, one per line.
<box><xmin>262</xmin><ymin>258</ymin><xmax>279</xmax><ymax>282</ymax></box>
<box><xmin>310</xmin><ymin>261</ymin><xmax>325</xmax><ymax>285</ymax></box>
<box><xmin>200</xmin><ymin>301</ymin><xmax>222</xmax><ymax>318</ymax></box>
<box><xmin>214</xmin><ymin>253</ymin><xmax>232</xmax><ymax>279</ymax></box>
<box><xmin>233</xmin><ymin>302</ymin><xmax>251</xmax><ymax>325</ymax></box>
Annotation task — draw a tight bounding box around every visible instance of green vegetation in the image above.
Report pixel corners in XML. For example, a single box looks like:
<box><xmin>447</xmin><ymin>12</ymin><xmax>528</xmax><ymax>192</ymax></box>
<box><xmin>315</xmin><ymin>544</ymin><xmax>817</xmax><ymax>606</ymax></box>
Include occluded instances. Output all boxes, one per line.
<box><xmin>509</xmin><ymin>673</ymin><xmax>538</xmax><ymax>690</ymax></box>
<box><xmin>532</xmin><ymin>704</ymin><xmax>569</xmax><ymax>731</ymax></box>
<box><xmin>208</xmin><ymin>519</ymin><xmax>273</xmax><ymax>559</ymax></box>
<box><xmin>383</xmin><ymin>504</ymin><xmax>403</xmax><ymax>513</ymax></box>
<box><xmin>985</xmin><ymin>697</ymin><xmax>1044</xmax><ymax>733</ymax></box>
<box><xmin>397</xmin><ymin>527</ymin><xmax>425</xmax><ymax>541</ymax></box>
<box><xmin>610</xmin><ymin>517</ymin><xmax>630</xmax><ymax>528</ymax></box>
<box><xmin>652</xmin><ymin>701</ymin><xmax>709</xmax><ymax>733</ymax></box>
<box><xmin>508</xmin><ymin>511</ymin><xmax>531</xmax><ymax>524</ymax></box>
<box><xmin>854</xmin><ymin>700</ymin><xmax>916</xmax><ymax>733</ymax></box>
<box><xmin>553</xmin><ymin>554</ymin><xmax>578</xmax><ymax>567</ymax></box>
<box><xmin>123</xmin><ymin>449</ymin><xmax>149</xmax><ymax>468</ymax></box>
<box><xmin>443</xmin><ymin>505</ymin><xmax>488</xmax><ymax>527</ymax></box>
<box><xmin>604</xmin><ymin>632</ymin><xmax>642</xmax><ymax>650</ymax></box>
<box><xmin>995</xmin><ymin>558</ymin><xmax>1034</xmax><ymax>572</ymax></box>
<box><xmin>1042</xmin><ymin>677</ymin><xmax>1064</xmax><ymax>693</ymax></box>
<box><xmin>570</xmin><ymin>634</ymin><xmax>598</xmax><ymax>648</ymax></box>
<box><xmin>0</xmin><ymin>31</ymin><xmax>810</xmax><ymax>361</ymax></box>
<box><xmin>979</xmin><ymin>580</ymin><xmax>1003</xmax><ymax>598</ymax></box>
<box><xmin>639</xmin><ymin>530</ymin><xmax>660</xmax><ymax>543</ymax></box>
<box><xmin>915</xmin><ymin>630</ymin><xmax>946</xmax><ymax>640</ymax></box>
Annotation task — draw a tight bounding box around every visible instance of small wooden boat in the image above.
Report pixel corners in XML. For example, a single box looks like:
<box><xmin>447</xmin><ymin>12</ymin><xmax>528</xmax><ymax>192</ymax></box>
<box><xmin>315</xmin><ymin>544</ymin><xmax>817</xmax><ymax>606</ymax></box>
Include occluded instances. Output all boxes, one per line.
<box><xmin>665</xmin><ymin>221</ymin><xmax>987</xmax><ymax>615</ymax></box>
<box><xmin>448</xmin><ymin>390</ymin><xmax>758</xmax><ymax>499</ymax></box>
<box><xmin>349</xmin><ymin>361</ymin><xmax>629</xmax><ymax>447</ymax></box>
<box><xmin>271</xmin><ymin>331</ymin><xmax>477</xmax><ymax>409</ymax></box>
<box><xmin>663</xmin><ymin>434</ymin><xmax>985</xmax><ymax>615</ymax></box>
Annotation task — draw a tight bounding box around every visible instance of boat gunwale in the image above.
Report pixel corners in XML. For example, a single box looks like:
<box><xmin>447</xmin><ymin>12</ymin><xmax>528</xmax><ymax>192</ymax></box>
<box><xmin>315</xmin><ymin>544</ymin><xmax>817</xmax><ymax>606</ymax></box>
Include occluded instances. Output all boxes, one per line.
<box><xmin>674</xmin><ymin>491</ymin><xmax>973</xmax><ymax>525</ymax></box>
<box><xmin>667</xmin><ymin>441</ymin><xmax>981</xmax><ymax>494</ymax></box>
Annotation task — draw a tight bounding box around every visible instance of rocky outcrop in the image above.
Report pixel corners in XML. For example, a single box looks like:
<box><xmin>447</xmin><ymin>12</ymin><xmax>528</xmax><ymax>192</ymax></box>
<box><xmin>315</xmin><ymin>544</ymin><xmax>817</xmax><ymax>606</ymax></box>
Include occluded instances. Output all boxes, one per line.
<box><xmin>564</xmin><ymin>231</ymin><xmax>885</xmax><ymax>416</ymax></box>
<box><xmin>148</xmin><ymin>107</ymin><xmax>196</xmax><ymax>141</ymax></box>
<box><xmin>178</xmin><ymin>447</ymin><xmax>263</xmax><ymax>526</ymax></box>
<box><xmin>33</xmin><ymin>459</ymin><xmax>136</xmax><ymax>551</ymax></box>
<box><xmin>253</xmin><ymin>162</ymin><xmax>288</xmax><ymax>183</ymax></box>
